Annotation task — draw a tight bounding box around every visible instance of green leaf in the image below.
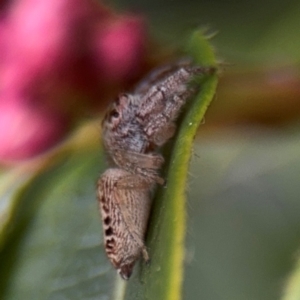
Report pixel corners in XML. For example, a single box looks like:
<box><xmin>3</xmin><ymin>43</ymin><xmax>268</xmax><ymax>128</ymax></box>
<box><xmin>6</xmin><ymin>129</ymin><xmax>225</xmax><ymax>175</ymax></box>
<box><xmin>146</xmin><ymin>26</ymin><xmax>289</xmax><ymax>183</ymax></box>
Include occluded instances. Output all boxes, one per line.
<box><xmin>0</xmin><ymin>30</ymin><xmax>217</xmax><ymax>300</ymax></box>
<box><xmin>125</xmin><ymin>30</ymin><xmax>218</xmax><ymax>299</ymax></box>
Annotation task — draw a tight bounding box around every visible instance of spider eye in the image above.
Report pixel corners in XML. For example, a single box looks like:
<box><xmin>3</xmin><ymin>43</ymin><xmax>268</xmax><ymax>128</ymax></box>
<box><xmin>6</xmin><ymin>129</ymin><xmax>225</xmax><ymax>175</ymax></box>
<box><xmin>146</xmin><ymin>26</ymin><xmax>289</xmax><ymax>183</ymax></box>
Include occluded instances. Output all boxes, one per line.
<box><xmin>110</xmin><ymin>110</ymin><xmax>119</xmax><ymax>118</ymax></box>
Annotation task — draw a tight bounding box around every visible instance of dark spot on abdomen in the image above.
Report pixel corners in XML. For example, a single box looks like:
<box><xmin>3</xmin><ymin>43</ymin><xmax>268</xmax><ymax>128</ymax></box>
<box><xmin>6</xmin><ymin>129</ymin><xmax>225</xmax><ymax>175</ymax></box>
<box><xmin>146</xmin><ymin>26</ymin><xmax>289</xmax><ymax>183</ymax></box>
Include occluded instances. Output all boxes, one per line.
<box><xmin>105</xmin><ymin>227</ymin><xmax>113</xmax><ymax>236</ymax></box>
<box><xmin>104</xmin><ymin>216</ymin><xmax>111</xmax><ymax>225</ymax></box>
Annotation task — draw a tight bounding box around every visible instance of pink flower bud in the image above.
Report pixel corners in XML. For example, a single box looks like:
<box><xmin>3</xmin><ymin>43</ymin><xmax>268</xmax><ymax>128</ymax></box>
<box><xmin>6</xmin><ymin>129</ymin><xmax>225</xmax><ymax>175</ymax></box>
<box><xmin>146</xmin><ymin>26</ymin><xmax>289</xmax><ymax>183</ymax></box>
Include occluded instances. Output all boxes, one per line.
<box><xmin>0</xmin><ymin>99</ymin><xmax>70</xmax><ymax>162</ymax></box>
<box><xmin>92</xmin><ymin>15</ymin><xmax>146</xmax><ymax>83</ymax></box>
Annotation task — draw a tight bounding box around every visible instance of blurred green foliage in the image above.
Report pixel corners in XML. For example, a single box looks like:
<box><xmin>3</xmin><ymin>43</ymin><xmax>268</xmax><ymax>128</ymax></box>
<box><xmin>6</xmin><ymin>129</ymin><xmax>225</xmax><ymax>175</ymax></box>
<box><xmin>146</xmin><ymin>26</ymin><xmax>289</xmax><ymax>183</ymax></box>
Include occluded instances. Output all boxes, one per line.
<box><xmin>114</xmin><ymin>0</ymin><xmax>300</xmax><ymax>64</ymax></box>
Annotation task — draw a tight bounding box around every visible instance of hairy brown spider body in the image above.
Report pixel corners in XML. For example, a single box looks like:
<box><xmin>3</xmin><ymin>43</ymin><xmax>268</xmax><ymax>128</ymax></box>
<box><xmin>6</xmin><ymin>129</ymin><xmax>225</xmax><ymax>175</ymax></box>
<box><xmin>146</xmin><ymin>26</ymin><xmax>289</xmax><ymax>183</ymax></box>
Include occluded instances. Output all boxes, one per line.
<box><xmin>98</xmin><ymin>60</ymin><xmax>215</xmax><ymax>279</ymax></box>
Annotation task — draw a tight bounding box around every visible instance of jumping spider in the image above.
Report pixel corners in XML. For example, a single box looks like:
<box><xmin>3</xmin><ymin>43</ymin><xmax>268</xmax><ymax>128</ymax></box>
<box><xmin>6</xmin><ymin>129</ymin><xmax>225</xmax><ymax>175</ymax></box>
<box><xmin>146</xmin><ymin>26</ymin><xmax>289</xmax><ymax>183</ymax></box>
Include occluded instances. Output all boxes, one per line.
<box><xmin>98</xmin><ymin>60</ymin><xmax>215</xmax><ymax>279</ymax></box>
